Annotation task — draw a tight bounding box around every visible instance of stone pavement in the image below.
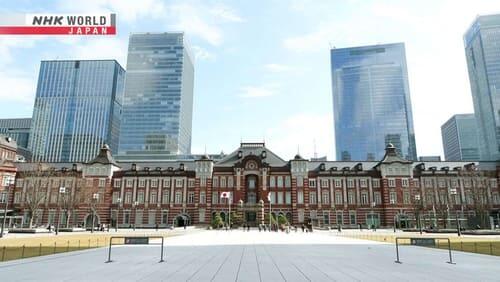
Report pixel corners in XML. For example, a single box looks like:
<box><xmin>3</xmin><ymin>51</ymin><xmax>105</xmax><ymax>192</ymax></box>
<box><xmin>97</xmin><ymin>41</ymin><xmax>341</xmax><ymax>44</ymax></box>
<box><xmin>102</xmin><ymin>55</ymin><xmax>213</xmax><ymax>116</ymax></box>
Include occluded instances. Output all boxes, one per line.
<box><xmin>1</xmin><ymin>229</ymin><xmax>499</xmax><ymax>281</ymax></box>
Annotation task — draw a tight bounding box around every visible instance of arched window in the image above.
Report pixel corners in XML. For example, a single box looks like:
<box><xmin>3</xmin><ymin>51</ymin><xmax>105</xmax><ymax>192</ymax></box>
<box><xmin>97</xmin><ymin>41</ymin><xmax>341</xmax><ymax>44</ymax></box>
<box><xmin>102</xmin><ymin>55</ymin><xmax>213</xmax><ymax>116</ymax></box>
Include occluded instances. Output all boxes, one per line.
<box><xmin>247</xmin><ymin>175</ymin><xmax>256</xmax><ymax>189</ymax></box>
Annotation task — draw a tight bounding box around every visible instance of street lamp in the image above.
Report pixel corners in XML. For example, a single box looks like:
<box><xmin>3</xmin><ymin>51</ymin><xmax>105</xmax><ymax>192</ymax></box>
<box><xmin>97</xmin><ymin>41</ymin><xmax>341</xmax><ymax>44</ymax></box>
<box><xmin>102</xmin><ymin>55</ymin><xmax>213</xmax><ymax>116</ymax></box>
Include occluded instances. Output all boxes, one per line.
<box><xmin>450</xmin><ymin>188</ymin><xmax>461</xmax><ymax>236</ymax></box>
<box><xmin>55</xmin><ymin>186</ymin><xmax>66</xmax><ymax>235</ymax></box>
<box><xmin>115</xmin><ymin>197</ymin><xmax>121</xmax><ymax>232</ymax></box>
<box><xmin>132</xmin><ymin>201</ymin><xmax>138</xmax><ymax>231</ymax></box>
<box><xmin>1</xmin><ymin>176</ymin><xmax>15</xmax><ymax>238</ymax></box>
<box><xmin>370</xmin><ymin>201</ymin><xmax>376</xmax><ymax>231</ymax></box>
<box><xmin>91</xmin><ymin>193</ymin><xmax>99</xmax><ymax>233</ymax></box>
<box><xmin>414</xmin><ymin>194</ymin><xmax>422</xmax><ymax>235</ymax></box>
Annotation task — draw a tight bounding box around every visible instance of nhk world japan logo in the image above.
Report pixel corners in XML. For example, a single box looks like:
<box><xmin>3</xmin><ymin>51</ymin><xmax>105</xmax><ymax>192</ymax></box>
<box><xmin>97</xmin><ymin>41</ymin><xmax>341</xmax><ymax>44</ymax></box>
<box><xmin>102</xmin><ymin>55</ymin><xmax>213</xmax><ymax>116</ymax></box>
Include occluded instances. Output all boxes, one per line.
<box><xmin>0</xmin><ymin>13</ymin><xmax>116</xmax><ymax>35</ymax></box>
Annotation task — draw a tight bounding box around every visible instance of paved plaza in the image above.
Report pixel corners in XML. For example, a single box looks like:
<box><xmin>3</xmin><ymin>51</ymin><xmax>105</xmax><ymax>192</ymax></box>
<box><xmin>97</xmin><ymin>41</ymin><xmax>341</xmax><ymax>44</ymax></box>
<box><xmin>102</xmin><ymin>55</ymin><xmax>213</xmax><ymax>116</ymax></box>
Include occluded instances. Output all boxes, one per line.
<box><xmin>1</xmin><ymin>229</ymin><xmax>499</xmax><ymax>281</ymax></box>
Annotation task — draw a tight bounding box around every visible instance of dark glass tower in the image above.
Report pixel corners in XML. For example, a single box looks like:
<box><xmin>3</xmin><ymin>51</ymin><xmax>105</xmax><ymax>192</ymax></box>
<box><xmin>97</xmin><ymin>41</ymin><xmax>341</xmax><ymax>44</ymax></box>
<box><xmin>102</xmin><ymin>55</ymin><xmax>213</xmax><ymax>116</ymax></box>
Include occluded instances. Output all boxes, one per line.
<box><xmin>331</xmin><ymin>43</ymin><xmax>417</xmax><ymax>161</ymax></box>
<box><xmin>118</xmin><ymin>32</ymin><xmax>194</xmax><ymax>160</ymax></box>
<box><xmin>464</xmin><ymin>14</ymin><xmax>500</xmax><ymax>161</ymax></box>
<box><xmin>29</xmin><ymin>60</ymin><xmax>125</xmax><ymax>162</ymax></box>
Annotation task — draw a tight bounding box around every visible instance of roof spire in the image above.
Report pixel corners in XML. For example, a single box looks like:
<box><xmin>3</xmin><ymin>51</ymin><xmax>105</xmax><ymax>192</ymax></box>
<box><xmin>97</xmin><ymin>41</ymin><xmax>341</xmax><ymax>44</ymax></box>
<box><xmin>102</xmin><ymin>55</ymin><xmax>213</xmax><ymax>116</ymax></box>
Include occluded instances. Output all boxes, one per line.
<box><xmin>313</xmin><ymin>139</ymin><xmax>317</xmax><ymax>159</ymax></box>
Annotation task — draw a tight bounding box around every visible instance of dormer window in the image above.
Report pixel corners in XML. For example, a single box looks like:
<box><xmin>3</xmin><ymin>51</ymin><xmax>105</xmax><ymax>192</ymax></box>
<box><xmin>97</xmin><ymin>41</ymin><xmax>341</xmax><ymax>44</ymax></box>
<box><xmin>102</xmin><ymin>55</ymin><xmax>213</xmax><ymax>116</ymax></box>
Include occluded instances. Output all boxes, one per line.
<box><xmin>237</xmin><ymin>150</ymin><xmax>243</xmax><ymax>158</ymax></box>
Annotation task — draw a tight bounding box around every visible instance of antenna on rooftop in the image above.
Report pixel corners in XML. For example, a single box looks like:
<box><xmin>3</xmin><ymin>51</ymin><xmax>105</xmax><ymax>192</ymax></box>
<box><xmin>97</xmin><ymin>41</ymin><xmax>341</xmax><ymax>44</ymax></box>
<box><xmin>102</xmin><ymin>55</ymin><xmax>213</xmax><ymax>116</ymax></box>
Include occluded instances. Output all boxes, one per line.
<box><xmin>313</xmin><ymin>139</ymin><xmax>317</xmax><ymax>159</ymax></box>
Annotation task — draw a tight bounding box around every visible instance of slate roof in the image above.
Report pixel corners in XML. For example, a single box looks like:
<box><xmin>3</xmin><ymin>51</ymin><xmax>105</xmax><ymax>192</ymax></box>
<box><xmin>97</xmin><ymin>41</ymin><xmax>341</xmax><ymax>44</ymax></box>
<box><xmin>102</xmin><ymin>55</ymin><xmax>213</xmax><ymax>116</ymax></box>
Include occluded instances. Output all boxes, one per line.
<box><xmin>215</xmin><ymin>143</ymin><xmax>287</xmax><ymax>167</ymax></box>
<box><xmin>87</xmin><ymin>144</ymin><xmax>120</xmax><ymax>167</ymax></box>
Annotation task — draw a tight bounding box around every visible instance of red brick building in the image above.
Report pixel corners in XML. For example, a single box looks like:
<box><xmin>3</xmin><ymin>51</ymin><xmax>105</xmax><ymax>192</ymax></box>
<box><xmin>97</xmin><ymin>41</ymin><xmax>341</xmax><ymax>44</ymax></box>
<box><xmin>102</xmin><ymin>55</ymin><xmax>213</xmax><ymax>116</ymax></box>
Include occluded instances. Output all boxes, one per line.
<box><xmin>5</xmin><ymin>142</ymin><xmax>500</xmax><ymax>229</ymax></box>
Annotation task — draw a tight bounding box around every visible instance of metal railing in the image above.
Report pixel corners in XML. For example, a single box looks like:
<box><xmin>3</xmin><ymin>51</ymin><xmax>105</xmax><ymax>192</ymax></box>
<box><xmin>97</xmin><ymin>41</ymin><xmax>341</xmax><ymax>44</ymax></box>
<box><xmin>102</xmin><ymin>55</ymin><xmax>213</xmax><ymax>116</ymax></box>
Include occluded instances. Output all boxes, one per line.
<box><xmin>106</xmin><ymin>236</ymin><xmax>164</xmax><ymax>263</ymax></box>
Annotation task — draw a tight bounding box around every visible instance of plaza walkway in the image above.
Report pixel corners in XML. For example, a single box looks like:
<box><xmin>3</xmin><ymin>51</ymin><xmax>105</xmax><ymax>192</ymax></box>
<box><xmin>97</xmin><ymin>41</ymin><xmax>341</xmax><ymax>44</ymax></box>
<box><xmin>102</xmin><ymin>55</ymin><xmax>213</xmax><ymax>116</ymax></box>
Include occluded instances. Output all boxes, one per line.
<box><xmin>1</xmin><ymin>229</ymin><xmax>499</xmax><ymax>281</ymax></box>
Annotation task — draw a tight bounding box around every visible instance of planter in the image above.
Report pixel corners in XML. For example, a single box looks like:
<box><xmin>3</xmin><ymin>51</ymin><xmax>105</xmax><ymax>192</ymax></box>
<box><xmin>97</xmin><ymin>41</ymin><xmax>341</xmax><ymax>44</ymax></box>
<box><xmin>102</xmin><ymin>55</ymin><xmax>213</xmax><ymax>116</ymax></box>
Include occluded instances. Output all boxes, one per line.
<box><xmin>8</xmin><ymin>228</ymin><xmax>51</xmax><ymax>234</ymax></box>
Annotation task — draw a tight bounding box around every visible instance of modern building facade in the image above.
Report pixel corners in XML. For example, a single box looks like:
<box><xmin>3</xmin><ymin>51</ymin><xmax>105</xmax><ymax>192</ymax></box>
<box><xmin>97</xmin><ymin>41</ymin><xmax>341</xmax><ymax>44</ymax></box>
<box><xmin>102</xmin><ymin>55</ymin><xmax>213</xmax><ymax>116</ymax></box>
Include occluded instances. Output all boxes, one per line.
<box><xmin>331</xmin><ymin>43</ymin><xmax>417</xmax><ymax>161</ymax></box>
<box><xmin>0</xmin><ymin>118</ymin><xmax>31</xmax><ymax>149</ymax></box>
<box><xmin>28</xmin><ymin>60</ymin><xmax>125</xmax><ymax>163</ymax></box>
<box><xmin>118</xmin><ymin>32</ymin><xmax>194</xmax><ymax>160</ymax></box>
<box><xmin>419</xmin><ymin>156</ymin><xmax>442</xmax><ymax>162</ymax></box>
<box><xmin>464</xmin><ymin>14</ymin><xmax>500</xmax><ymax>161</ymax></box>
<box><xmin>441</xmin><ymin>114</ymin><xmax>480</xmax><ymax>161</ymax></box>
<box><xmin>6</xmin><ymin>142</ymin><xmax>500</xmax><ymax>230</ymax></box>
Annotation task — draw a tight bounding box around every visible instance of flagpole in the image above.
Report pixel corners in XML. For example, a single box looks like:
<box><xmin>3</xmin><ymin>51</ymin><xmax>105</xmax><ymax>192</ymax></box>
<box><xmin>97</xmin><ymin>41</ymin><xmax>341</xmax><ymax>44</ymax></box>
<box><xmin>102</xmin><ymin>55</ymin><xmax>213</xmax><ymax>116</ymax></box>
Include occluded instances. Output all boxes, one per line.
<box><xmin>228</xmin><ymin>193</ymin><xmax>231</xmax><ymax>229</ymax></box>
<box><xmin>269</xmin><ymin>194</ymin><xmax>272</xmax><ymax>231</ymax></box>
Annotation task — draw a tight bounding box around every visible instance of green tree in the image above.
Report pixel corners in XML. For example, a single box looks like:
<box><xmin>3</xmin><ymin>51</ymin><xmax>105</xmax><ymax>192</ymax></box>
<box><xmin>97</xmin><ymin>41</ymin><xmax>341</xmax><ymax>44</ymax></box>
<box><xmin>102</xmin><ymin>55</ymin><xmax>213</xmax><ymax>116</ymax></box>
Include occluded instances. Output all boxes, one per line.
<box><xmin>230</xmin><ymin>212</ymin><xmax>243</xmax><ymax>227</ymax></box>
<box><xmin>211</xmin><ymin>214</ymin><xmax>223</xmax><ymax>229</ymax></box>
<box><xmin>277</xmin><ymin>214</ymin><xmax>289</xmax><ymax>226</ymax></box>
<box><xmin>264</xmin><ymin>213</ymin><xmax>277</xmax><ymax>225</ymax></box>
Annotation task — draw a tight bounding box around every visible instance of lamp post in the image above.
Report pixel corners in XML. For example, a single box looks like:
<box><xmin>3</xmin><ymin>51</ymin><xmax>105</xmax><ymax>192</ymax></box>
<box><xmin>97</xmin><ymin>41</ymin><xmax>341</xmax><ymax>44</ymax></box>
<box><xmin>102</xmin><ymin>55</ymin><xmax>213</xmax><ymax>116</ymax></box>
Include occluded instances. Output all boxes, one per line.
<box><xmin>132</xmin><ymin>201</ymin><xmax>138</xmax><ymax>231</ymax></box>
<box><xmin>56</xmin><ymin>187</ymin><xmax>66</xmax><ymax>235</ymax></box>
<box><xmin>91</xmin><ymin>193</ymin><xmax>99</xmax><ymax>233</ymax></box>
<box><xmin>370</xmin><ymin>201</ymin><xmax>376</xmax><ymax>231</ymax></box>
<box><xmin>415</xmin><ymin>194</ymin><xmax>422</xmax><ymax>234</ymax></box>
<box><xmin>115</xmin><ymin>197</ymin><xmax>121</xmax><ymax>232</ymax></box>
<box><xmin>450</xmin><ymin>188</ymin><xmax>461</xmax><ymax>236</ymax></box>
<box><xmin>1</xmin><ymin>176</ymin><xmax>15</xmax><ymax>238</ymax></box>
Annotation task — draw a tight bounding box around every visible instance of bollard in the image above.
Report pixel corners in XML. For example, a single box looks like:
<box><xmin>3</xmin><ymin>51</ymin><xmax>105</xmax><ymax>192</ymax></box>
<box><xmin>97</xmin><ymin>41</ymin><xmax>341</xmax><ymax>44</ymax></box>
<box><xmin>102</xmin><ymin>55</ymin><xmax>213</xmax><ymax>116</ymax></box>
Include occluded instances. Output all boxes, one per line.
<box><xmin>2</xmin><ymin>246</ymin><xmax>5</xmax><ymax>261</ymax></box>
<box><xmin>67</xmin><ymin>241</ymin><xmax>70</xmax><ymax>252</ymax></box>
<box><xmin>97</xmin><ymin>238</ymin><xmax>99</xmax><ymax>247</ymax></box>
<box><xmin>460</xmin><ymin>241</ymin><xmax>463</xmax><ymax>251</ymax></box>
<box><xmin>53</xmin><ymin>242</ymin><xmax>56</xmax><ymax>254</ymax></box>
<box><xmin>88</xmin><ymin>239</ymin><xmax>90</xmax><ymax>248</ymax></box>
<box><xmin>490</xmin><ymin>242</ymin><xmax>493</xmax><ymax>255</ymax></box>
<box><xmin>78</xmin><ymin>240</ymin><xmax>81</xmax><ymax>250</ymax></box>
<box><xmin>39</xmin><ymin>243</ymin><xmax>42</xmax><ymax>256</ymax></box>
<box><xmin>21</xmin><ymin>245</ymin><xmax>25</xmax><ymax>258</ymax></box>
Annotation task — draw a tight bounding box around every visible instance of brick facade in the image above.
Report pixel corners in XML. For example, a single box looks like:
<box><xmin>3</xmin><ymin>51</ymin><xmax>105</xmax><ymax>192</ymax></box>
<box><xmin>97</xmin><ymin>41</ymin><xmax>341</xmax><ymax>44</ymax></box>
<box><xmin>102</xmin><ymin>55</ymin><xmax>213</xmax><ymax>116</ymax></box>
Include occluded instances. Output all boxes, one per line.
<box><xmin>4</xmin><ymin>143</ymin><xmax>500</xmax><ymax>229</ymax></box>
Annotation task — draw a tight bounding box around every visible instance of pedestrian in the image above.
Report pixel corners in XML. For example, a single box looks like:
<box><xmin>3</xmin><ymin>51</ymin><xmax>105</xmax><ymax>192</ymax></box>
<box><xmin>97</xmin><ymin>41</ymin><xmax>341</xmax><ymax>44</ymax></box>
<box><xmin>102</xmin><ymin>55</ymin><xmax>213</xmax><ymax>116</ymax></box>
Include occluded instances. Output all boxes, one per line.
<box><xmin>258</xmin><ymin>224</ymin><xmax>262</xmax><ymax>232</ymax></box>
<box><xmin>247</xmin><ymin>224</ymin><xmax>250</xmax><ymax>231</ymax></box>
<box><xmin>263</xmin><ymin>224</ymin><xmax>266</xmax><ymax>232</ymax></box>
<box><xmin>301</xmin><ymin>224</ymin><xmax>305</xmax><ymax>232</ymax></box>
<box><xmin>155</xmin><ymin>223</ymin><xmax>159</xmax><ymax>231</ymax></box>
<box><xmin>184</xmin><ymin>224</ymin><xmax>187</xmax><ymax>230</ymax></box>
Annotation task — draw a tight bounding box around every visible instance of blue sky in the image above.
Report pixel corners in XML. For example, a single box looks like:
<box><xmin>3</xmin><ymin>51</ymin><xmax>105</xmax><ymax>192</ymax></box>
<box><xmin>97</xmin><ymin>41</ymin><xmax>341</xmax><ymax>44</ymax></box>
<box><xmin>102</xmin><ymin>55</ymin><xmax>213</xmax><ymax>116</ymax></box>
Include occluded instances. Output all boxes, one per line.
<box><xmin>0</xmin><ymin>0</ymin><xmax>498</xmax><ymax>160</ymax></box>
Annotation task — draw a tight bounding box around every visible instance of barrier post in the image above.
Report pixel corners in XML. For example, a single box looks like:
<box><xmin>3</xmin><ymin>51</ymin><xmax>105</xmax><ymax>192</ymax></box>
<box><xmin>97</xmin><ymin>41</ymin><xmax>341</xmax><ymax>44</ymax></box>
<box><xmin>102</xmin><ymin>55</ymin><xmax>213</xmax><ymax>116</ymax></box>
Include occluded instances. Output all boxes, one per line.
<box><xmin>160</xmin><ymin>237</ymin><xmax>164</xmax><ymax>262</ymax></box>
<box><xmin>39</xmin><ymin>243</ymin><xmax>42</xmax><ymax>256</ymax></box>
<box><xmin>106</xmin><ymin>237</ymin><xmax>113</xmax><ymax>263</ymax></box>
<box><xmin>447</xmin><ymin>239</ymin><xmax>454</xmax><ymax>264</ymax></box>
<box><xmin>1</xmin><ymin>246</ymin><xmax>5</xmax><ymax>261</ymax></box>
<box><xmin>395</xmin><ymin>238</ymin><xmax>401</xmax><ymax>263</ymax></box>
<box><xmin>21</xmin><ymin>245</ymin><xmax>25</xmax><ymax>258</ymax></box>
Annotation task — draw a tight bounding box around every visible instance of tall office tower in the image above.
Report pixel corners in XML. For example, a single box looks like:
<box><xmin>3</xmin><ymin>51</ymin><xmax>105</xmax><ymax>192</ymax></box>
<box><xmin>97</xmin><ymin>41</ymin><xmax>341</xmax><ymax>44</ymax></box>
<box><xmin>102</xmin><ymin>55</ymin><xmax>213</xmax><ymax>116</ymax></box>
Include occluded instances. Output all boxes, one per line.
<box><xmin>331</xmin><ymin>43</ymin><xmax>417</xmax><ymax>161</ymax></box>
<box><xmin>441</xmin><ymin>114</ymin><xmax>480</xmax><ymax>161</ymax></box>
<box><xmin>29</xmin><ymin>60</ymin><xmax>125</xmax><ymax>162</ymax></box>
<box><xmin>118</xmin><ymin>32</ymin><xmax>194</xmax><ymax>160</ymax></box>
<box><xmin>0</xmin><ymin>118</ymin><xmax>31</xmax><ymax>149</ymax></box>
<box><xmin>464</xmin><ymin>15</ymin><xmax>500</xmax><ymax>161</ymax></box>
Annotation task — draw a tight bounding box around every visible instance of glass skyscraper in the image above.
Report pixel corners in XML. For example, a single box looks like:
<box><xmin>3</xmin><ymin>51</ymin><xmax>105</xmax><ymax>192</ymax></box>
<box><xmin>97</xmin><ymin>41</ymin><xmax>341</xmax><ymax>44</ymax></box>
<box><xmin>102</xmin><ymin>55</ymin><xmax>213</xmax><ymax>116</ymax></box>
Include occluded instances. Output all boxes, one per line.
<box><xmin>464</xmin><ymin>14</ymin><xmax>500</xmax><ymax>161</ymax></box>
<box><xmin>441</xmin><ymin>114</ymin><xmax>480</xmax><ymax>161</ymax></box>
<box><xmin>118</xmin><ymin>32</ymin><xmax>194</xmax><ymax>160</ymax></box>
<box><xmin>0</xmin><ymin>118</ymin><xmax>31</xmax><ymax>149</ymax></box>
<box><xmin>29</xmin><ymin>60</ymin><xmax>125</xmax><ymax>162</ymax></box>
<box><xmin>331</xmin><ymin>43</ymin><xmax>417</xmax><ymax>161</ymax></box>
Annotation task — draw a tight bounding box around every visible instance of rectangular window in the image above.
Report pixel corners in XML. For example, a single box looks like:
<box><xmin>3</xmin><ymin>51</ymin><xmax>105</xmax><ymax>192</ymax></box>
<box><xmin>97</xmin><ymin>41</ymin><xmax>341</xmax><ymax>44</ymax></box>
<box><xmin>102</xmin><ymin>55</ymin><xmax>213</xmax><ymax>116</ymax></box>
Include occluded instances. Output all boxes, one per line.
<box><xmin>297</xmin><ymin>176</ymin><xmax>303</xmax><ymax>187</ymax></box>
<box><xmin>123</xmin><ymin>211</ymin><xmax>130</xmax><ymax>224</ymax></box>
<box><xmin>360</xmin><ymin>179</ymin><xmax>367</xmax><ymax>188</ymax></box>
<box><xmin>99</xmin><ymin>178</ymin><xmax>106</xmax><ymax>188</ymax></box>
<box><xmin>490</xmin><ymin>179</ymin><xmax>497</xmax><ymax>188</ymax></box>
<box><xmin>161</xmin><ymin>210</ymin><xmax>169</xmax><ymax>224</ymax></box>
<box><xmin>162</xmin><ymin>190</ymin><xmax>169</xmax><ymax>204</ymax></box>
<box><xmin>323</xmin><ymin>211</ymin><xmax>330</xmax><ymax>225</ymax></box>
<box><xmin>220</xmin><ymin>177</ymin><xmax>226</xmax><ymax>188</ymax></box>
<box><xmin>212</xmin><ymin>192</ymin><xmax>218</xmax><ymax>204</ymax></box>
<box><xmin>347</xmin><ymin>179</ymin><xmax>354</xmax><ymax>188</ymax></box>
<box><xmin>175</xmin><ymin>191</ymin><xmax>182</xmax><ymax>204</ymax></box>
<box><xmin>151</xmin><ymin>179</ymin><xmax>158</xmax><ymax>188</ymax></box>
<box><xmin>138</xmin><ymin>179</ymin><xmax>145</xmax><ymax>188</ymax></box>
<box><xmin>402</xmin><ymin>178</ymin><xmax>409</xmax><ymax>188</ymax></box>
<box><xmin>126</xmin><ymin>179</ymin><xmax>133</xmax><ymax>188</ymax></box>
<box><xmin>14</xmin><ymin>192</ymin><xmax>21</xmax><ymax>203</ymax></box>
<box><xmin>390</xmin><ymin>192</ymin><xmax>397</xmax><ymax>204</ymax></box>
<box><xmin>200</xmin><ymin>177</ymin><xmax>206</xmax><ymax>187</ymax></box>
<box><xmin>403</xmin><ymin>192</ymin><xmax>410</xmax><ymax>204</ymax></box>
<box><xmin>227</xmin><ymin>177</ymin><xmax>233</xmax><ymax>188</ymax></box>
<box><xmin>277</xmin><ymin>176</ymin><xmax>283</xmax><ymax>187</ymax></box>
<box><xmin>188</xmin><ymin>192</ymin><xmax>195</xmax><ymax>204</ymax></box>
<box><xmin>425</xmin><ymin>179</ymin><xmax>433</xmax><ymax>188</ymax></box>
<box><xmin>372</xmin><ymin>179</ymin><xmax>380</xmax><ymax>188</ymax></box>
<box><xmin>148</xmin><ymin>211</ymin><xmax>156</xmax><ymax>225</ymax></box>
<box><xmin>309</xmin><ymin>179</ymin><xmax>316</xmax><ymax>188</ymax></box>
<box><xmin>348</xmin><ymin>191</ymin><xmax>355</xmax><ymax>204</ymax></box>
<box><xmin>175</xmin><ymin>179</ymin><xmax>183</xmax><ymax>188</ymax></box>
<box><xmin>150</xmin><ymin>191</ymin><xmax>157</xmax><ymax>204</ymax></box>
<box><xmin>164</xmin><ymin>179</ymin><xmax>171</xmax><ymax>188</ymax></box>
<box><xmin>200</xmin><ymin>191</ymin><xmax>206</xmax><ymax>204</ymax></box>
<box><xmin>349</xmin><ymin>211</ymin><xmax>356</xmax><ymax>225</ymax></box>
<box><xmin>297</xmin><ymin>190</ymin><xmax>304</xmax><ymax>204</ymax></box>
<box><xmin>374</xmin><ymin>192</ymin><xmax>381</xmax><ymax>204</ymax></box>
<box><xmin>277</xmin><ymin>192</ymin><xmax>284</xmax><ymax>204</ymax></box>
<box><xmin>335</xmin><ymin>179</ymin><xmax>342</xmax><ymax>188</ymax></box>
<box><xmin>321</xmin><ymin>179</ymin><xmax>329</xmax><ymax>188</ymax></box>
<box><xmin>336</xmin><ymin>211</ymin><xmax>343</xmax><ymax>225</ymax></box>
<box><xmin>438</xmin><ymin>179</ymin><xmax>446</xmax><ymax>188</ymax></box>
<box><xmin>269</xmin><ymin>176</ymin><xmax>275</xmax><ymax>188</ymax></box>
<box><xmin>212</xmin><ymin>177</ymin><xmax>218</xmax><ymax>187</ymax></box>
<box><xmin>309</xmin><ymin>191</ymin><xmax>317</xmax><ymax>204</ymax></box>
<box><xmin>335</xmin><ymin>192</ymin><xmax>342</xmax><ymax>204</ymax></box>
<box><xmin>269</xmin><ymin>191</ymin><xmax>275</xmax><ymax>204</ymax></box>
<box><xmin>188</xmin><ymin>179</ymin><xmax>195</xmax><ymax>188</ymax></box>
<box><xmin>285</xmin><ymin>192</ymin><xmax>291</xmax><ymax>204</ymax></box>
<box><xmin>0</xmin><ymin>192</ymin><xmax>6</xmax><ymax>203</ymax></box>
<box><xmin>388</xmin><ymin>178</ymin><xmax>396</xmax><ymax>188</ymax></box>
<box><xmin>361</xmin><ymin>192</ymin><xmax>368</xmax><ymax>205</ymax></box>
<box><xmin>285</xmin><ymin>176</ymin><xmax>291</xmax><ymax>187</ymax></box>
<box><xmin>125</xmin><ymin>192</ymin><xmax>132</xmax><ymax>204</ymax></box>
<box><xmin>199</xmin><ymin>209</ymin><xmax>206</xmax><ymax>223</ymax></box>
<box><xmin>112</xmin><ymin>192</ymin><xmax>119</xmax><ymax>204</ymax></box>
<box><xmin>322</xmin><ymin>191</ymin><xmax>329</xmax><ymax>204</ymax></box>
<box><xmin>113</xmin><ymin>179</ymin><xmax>121</xmax><ymax>188</ymax></box>
<box><xmin>137</xmin><ymin>191</ymin><xmax>144</xmax><ymax>204</ymax></box>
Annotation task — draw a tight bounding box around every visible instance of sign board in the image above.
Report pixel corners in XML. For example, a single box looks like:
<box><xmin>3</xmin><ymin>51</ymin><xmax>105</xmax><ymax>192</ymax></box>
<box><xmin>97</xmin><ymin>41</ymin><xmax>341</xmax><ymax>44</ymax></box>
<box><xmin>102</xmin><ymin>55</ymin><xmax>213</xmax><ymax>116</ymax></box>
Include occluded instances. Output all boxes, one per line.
<box><xmin>410</xmin><ymin>238</ymin><xmax>435</xmax><ymax>246</ymax></box>
<box><xmin>124</xmin><ymin>237</ymin><xmax>149</xmax><ymax>245</ymax></box>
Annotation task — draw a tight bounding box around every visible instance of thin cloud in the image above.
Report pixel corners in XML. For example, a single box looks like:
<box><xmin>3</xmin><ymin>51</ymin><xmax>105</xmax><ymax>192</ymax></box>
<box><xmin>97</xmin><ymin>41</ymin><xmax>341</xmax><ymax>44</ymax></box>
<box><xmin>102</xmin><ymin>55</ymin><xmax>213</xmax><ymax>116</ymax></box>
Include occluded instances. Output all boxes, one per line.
<box><xmin>239</xmin><ymin>85</ymin><xmax>277</xmax><ymax>98</ymax></box>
